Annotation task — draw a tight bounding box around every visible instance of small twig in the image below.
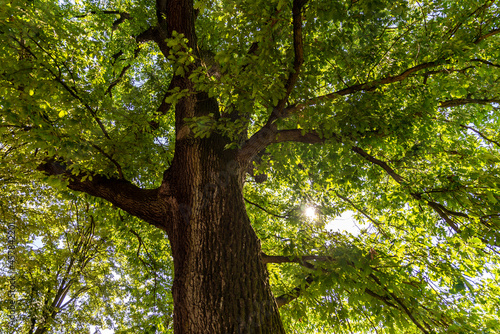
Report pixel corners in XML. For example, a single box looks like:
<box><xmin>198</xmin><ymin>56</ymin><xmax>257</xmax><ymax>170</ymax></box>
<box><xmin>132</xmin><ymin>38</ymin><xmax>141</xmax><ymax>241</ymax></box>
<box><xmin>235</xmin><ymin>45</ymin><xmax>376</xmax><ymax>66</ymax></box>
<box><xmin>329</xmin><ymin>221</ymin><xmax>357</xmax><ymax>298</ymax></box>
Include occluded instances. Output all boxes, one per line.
<box><xmin>275</xmin><ymin>274</ymin><xmax>314</xmax><ymax>308</ymax></box>
<box><xmin>439</xmin><ymin>98</ymin><xmax>500</xmax><ymax>108</ymax></box>
<box><xmin>90</xmin><ymin>143</ymin><xmax>124</xmax><ymax>179</ymax></box>
<box><xmin>334</xmin><ymin>192</ymin><xmax>390</xmax><ymax>238</ymax></box>
<box><xmin>244</xmin><ymin>198</ymin><xmax>290</xmax><ymax>219</ymax></box>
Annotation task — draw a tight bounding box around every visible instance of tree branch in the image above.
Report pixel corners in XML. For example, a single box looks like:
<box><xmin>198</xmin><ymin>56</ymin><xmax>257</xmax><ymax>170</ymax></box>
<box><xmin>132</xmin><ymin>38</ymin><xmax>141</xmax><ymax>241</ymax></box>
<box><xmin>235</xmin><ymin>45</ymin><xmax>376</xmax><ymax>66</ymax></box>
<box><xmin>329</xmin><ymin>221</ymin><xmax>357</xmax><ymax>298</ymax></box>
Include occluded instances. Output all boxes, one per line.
<box><xmin>106</xmin><ymin>26</ymin><xmax>160</xmax><ymax>96</ymax></box>
<box><xmin>238</xmin><ymin>128</ymin><xmax>324</xmax><ymax>165</ymax></box>
<box><xmin>75</xmin><ymin>10</ymin><xmax>133</xmax><ymax>30</ymax></box>
<box><xmin>471</xmin><ymin>58</ymin><xmax>500</xmax><ymax>68</ymax></box>
<box><xmin>241</xmin><ymin>126</ymin><xmax>468</xmax><ymax>234</ymax></box>
<box><xmin>283</xmin><ymin>61</ymin><xmax>440</xmax><ymax>116</ymax></box>
<box><xmin>425</xmin><ymin>201</ymin><xmax>462</xmax><ymax>233</ymax></box>
<box><xmin>275</xmin><ymin>274</ymin><xmax>314</xmax><ymax>308</ymax></box>
<box><xmin>264</xmin><ymin>252</ymin><xmax>432</xmax><ymax>330</ymax></box>
<box><xmin>439</xmin><ymin>98</ymin><xmax>500</xmax><ymax>108</ymax></box>
<box><xmin>244</xmin><ymin>198</ymin><xmax>290</xmax><ymax>219</ymax></box>
<box><xmin>237</xmin><ymin>124</ymin><xmax>278</xmax><ymax>165</ymax></box>
<box><xmin>111</xmin><ymin>12</ymin><xmax>132</xmax><ymax>30</ymax></box>
<box><xmin>131</xmin><ymin>26</ymin><xmax>157</xmax><ymax>44</ymax></box>
<box><xmin>474</xmin><ymin>27</ymin><xmax>500</xmax><ymax>44</ymax></box>
<box><xmin>351</xmin><ymin>146</ymin><xmax>406</xmax><ymax>183</ymax></box>
<box><xmin>272</xmin><ymin>0</ymin><xmax>308</xmax><ymax>117</ymax></box>
<box><xmin>266</xmin><ymin>253</ymin><xmax>412</xmax><ymax>325</ymax></box>
<box><xmin>261</xmin><ymin>253</ymin><xmax>333</xmax><ymax>265</ymax></box>
<box><xmin>239</xmin><ymin>60</ymin><xmax>497</xmax><ymax>164</ymax></box>
<box><xmin>369</xmin><ymin>273</ymin><xmax>432</xmax><ymax>333</ymax></box>
<box><xmin>239</xmin><ymin>61</ymin><xmax>440</xmax><ymax>164</ymax></box>
<box><xmin>105</xmin><ymin>48</ymin><xmax>139</xmax><ymax>97</ymax></box>
<box><xmin>274</xmin><ymin>129</ymin><xmax>324</xmax><ymax>144</ymax></box>
<box><xmin>128</xmin><ymin>228</ymin><xmax>158</xmax><ymax>272</ymax></box>
<box><xmin>37</xmin><ymin>160</ymin><xmax>170</xmax><ymax>229</ymax></box>
<box><xmin>459</xmin><ymin>124</ymin><xmax>500</xmax><ymax>148</ymax></box>
<box><xmin>350</xmin><ymin>146</ymin><xmax>464</xmax><ymax>233</ymax></box>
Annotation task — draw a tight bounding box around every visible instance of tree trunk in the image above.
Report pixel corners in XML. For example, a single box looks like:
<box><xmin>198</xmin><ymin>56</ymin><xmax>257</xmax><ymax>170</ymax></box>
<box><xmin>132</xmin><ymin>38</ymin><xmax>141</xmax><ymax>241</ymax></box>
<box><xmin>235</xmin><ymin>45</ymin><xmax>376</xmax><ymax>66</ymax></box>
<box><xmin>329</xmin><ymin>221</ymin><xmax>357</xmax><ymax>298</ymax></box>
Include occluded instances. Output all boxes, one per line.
<box><xmin>162</xmin><ymin>117</ymin><xmax>285</xmax><ymax>333</ymax></box>
<box><xmin>153</xmin><ymin>0</ymin><xmax>286</xmax><ymax>329</ymax></box>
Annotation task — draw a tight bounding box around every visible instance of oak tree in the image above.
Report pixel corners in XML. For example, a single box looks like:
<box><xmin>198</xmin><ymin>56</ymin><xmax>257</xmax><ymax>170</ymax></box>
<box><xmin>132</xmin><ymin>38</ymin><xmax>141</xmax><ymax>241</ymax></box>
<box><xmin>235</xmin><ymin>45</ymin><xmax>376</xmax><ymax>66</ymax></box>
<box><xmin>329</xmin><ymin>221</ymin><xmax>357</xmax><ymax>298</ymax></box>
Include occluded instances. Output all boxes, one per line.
<box><xmin>1</xmin><ymin>0</ymin><xmax>500</xmax><ymax>333</ymax></box>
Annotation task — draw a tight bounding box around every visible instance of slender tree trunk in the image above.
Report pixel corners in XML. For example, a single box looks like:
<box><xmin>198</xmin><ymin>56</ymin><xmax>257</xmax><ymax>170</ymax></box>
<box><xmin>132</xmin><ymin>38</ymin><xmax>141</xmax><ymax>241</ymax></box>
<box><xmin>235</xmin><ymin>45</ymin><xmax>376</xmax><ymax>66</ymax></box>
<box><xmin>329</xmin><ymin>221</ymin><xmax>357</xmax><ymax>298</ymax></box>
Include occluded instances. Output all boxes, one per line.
<box><xmin>163</xmin><ymin>115</ymin><xmax>285</xmax><ymax>333</ymax></box>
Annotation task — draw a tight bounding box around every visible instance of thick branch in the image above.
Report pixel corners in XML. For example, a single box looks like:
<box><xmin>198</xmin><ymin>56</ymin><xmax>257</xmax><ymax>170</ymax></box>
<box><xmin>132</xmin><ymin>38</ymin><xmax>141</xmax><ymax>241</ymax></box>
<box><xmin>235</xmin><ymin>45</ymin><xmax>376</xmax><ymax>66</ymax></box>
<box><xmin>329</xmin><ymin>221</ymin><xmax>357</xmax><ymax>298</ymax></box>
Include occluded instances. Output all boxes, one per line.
<box><xmin>273</xmin><ymin>0</ymin><xmax>308</xmax><ymax>117</ymax></box>
<box><xmin>351</xmin><ymin>146</ymin><xmax>405</xmax><ymax>183</ymax></box>
<box><xmin>242</xmin><ymin>127</ymin><xmax>468</xmax><ymax>234</ymax></box>
<box><xmin>425</xmin><ymin>201</ymin><xmax>461</xmax><ymax>233</ymax></box>
<box><xmin>274</xmin><ymin>129</ymin><xmax>324</xmax><ymax>144</ymax></box>
<box><xmin>38</xmin><ymin>160</ymin><xmax>169</xmax><ymax>229</ymax></box>
<box><xmin>240</xmin><ymin>62</ymin><xmax>497</xmax><ymax>164</ymax></box>
<box><xmin>238</xmin><ymin>128</ymin><xmax>324</xmax><ymax>165</ymax></box>
<box><xmin>136</xmin><ymin>26</ymin><xmax>158</xmax><ymax>43</ymax></box>
<box><xmin>111</xmin><ymin>12</ymin><xmax>132</xmax><ymax>30</ymax></box>
<box><xmin>239</xmin><ymin>61</ymin><xmax>440</xmax><ymax>164</ymax></box>
<box><xmin>238</xmin><ymin>124</ymin><xmax>278</xmax><ymax>165</ymax></box>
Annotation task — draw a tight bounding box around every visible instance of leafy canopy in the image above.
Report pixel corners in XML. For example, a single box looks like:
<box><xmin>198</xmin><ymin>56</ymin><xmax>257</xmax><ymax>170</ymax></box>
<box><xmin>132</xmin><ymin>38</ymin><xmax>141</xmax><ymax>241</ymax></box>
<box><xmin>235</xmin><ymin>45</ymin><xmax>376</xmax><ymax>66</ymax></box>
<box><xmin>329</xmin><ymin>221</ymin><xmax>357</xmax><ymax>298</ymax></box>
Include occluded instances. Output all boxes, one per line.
<box><xmin>1</xmin><ymin>0</ymin><xmax>500</xmax><ymax>333</ymax></box>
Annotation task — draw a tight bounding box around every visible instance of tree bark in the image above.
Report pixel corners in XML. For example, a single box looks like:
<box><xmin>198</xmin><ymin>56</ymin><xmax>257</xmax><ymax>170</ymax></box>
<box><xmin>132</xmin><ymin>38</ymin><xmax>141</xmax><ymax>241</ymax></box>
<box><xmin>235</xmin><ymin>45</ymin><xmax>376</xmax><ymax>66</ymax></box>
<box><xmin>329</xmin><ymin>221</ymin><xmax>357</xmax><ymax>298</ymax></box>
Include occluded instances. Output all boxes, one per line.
<box><xmin>164</xmin><ymin>129</ymin><xmax>285</xmax><ymax>333</ymax></box>
<box><xmin>155</xmin><ymin>0</ymin><xmax>285</xmax><ymax>328</ymax></box>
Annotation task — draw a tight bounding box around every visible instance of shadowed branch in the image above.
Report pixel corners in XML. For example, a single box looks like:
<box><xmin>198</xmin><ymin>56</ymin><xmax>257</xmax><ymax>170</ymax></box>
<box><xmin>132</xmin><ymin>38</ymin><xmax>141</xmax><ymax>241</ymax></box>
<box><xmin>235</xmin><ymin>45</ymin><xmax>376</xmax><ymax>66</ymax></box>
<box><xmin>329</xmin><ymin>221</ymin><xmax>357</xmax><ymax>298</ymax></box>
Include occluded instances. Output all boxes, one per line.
<box><xmin>272</xmin><ymin>0</ymin><xmax>308</xmax><ymax>118</ymax></box>
<box><xmin>37</xmin><ymin>159</ymin><xmax>169</xmax><ymax>229</ymax></box>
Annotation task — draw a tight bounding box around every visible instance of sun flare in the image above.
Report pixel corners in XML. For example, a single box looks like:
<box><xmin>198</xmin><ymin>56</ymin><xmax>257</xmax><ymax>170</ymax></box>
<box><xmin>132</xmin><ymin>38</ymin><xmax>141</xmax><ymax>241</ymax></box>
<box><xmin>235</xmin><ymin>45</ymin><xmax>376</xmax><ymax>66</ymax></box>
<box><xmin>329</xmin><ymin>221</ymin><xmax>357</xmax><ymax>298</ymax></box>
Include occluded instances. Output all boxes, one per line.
<box><xmin>304</xmin><ymin>206</ymin><xmax>317</xmax><ymax>219</ymax></box>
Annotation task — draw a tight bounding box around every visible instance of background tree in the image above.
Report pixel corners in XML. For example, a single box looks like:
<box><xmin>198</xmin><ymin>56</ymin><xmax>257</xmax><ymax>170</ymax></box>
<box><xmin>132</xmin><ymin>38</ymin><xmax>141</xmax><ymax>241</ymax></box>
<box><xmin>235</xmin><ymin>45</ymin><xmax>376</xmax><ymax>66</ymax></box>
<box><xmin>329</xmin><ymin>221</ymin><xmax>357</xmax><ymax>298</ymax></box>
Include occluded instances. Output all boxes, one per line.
<box><xmin>1</xmin><ymin>0</ymin><xmax>500</xmax><ymax>333</ymax></box>
<box><xmin>0</xmin><ymin>180</ymin><xmax>174</xmax><ymax>333</ymax></box>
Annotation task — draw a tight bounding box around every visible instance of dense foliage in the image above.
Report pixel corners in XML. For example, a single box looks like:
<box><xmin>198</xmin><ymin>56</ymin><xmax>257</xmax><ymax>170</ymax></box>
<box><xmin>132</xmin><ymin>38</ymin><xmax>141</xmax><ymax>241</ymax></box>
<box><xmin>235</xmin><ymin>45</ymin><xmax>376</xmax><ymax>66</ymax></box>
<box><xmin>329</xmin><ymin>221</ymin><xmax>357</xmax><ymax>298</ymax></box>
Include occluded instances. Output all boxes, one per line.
<box><xmin>1</xmin><ymin>0</ymin><xmax>500</xmax><ymax>333</ymax></box>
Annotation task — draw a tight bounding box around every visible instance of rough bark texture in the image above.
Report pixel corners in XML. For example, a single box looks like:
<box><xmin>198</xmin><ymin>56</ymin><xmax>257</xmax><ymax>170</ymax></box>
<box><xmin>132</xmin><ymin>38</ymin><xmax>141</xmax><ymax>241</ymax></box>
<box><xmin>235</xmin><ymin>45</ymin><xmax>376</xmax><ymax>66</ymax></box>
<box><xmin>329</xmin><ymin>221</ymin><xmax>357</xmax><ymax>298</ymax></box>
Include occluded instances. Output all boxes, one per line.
<box><xmin>164</xmin><ymin>129</ymin><xmax>285</xmax><ymax>333</ymax></box>
<box><xmin>156</xmin><ymin>0</ymin><xmax>286</xmax><ymax>328</ymax></box>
